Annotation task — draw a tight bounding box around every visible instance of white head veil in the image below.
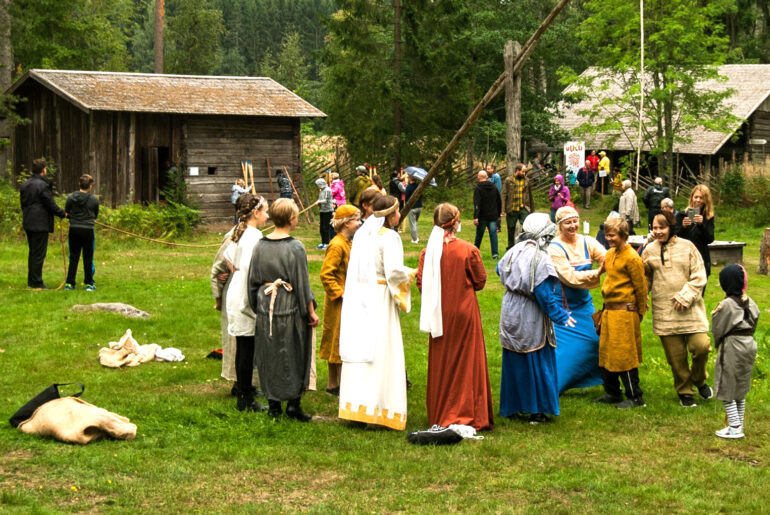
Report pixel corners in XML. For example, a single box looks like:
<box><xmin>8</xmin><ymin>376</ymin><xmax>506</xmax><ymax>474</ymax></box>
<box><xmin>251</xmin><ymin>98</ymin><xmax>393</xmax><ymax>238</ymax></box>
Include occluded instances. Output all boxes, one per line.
<box><xmin>338</xmin><ymin>214</ymin><xmax>385</xmax><ymax>363</ymax></box>
<box><xmin>419</xmin><ymin>224</ymin><xmax>446</xmax><ymax>338</ymax></box>
<box><xmin>519</xmin><ymin>212</ymin><xmax>556</xmax><ymax>250</ymax></box>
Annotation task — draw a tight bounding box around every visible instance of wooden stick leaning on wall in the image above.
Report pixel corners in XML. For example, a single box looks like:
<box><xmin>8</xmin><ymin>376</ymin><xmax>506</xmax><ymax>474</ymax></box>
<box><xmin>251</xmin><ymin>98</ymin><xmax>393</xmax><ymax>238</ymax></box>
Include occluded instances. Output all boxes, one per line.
<box><xmin>248</xmin><ymin>161</ymin><xmax>256</xmax><ymax>194</ymax></box>
<box><xmin>265</xmin><ymin>157</ymin><xmax>275</xmax><ymax>200</ymax></box>
<box><xmin>241</xmin><ymin>161</ymin><xmax>249</xmax><ymax>188</ymax></box>
<box><xmin>282</xmin><ymin>165</ymin><xmax>312</xmax><ymax>224</ymax></box>
<box><xmin>398</xmin><ymin>0</ymin><xmax>572</xmax><ymax>220</ymax></box>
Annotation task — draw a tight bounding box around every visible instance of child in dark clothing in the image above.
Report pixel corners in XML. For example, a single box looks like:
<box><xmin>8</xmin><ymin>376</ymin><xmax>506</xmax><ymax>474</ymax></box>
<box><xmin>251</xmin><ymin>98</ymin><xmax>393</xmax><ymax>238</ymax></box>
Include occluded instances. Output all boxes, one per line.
<box><xmin>712</xmin><ymin>264</ymin><xmax>759</xmax><ymax>439</ymax></box>
<box><xmin>64</xmin><ymin>174</ymin><xmax>100</xmax><ymax>291</ymax></box>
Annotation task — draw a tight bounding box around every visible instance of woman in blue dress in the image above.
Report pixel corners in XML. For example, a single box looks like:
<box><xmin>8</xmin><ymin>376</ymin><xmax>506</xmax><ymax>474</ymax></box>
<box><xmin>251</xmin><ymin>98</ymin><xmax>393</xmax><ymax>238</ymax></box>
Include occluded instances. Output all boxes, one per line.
<box><xmin>547</xmin><ymin>206</ymin><xmax>607</xmax><ymax>394</ymax></box>
<box><xmin>499</xmin><ymin>213</ymin><xmax>575</xmax><ymax>423</ymax></box>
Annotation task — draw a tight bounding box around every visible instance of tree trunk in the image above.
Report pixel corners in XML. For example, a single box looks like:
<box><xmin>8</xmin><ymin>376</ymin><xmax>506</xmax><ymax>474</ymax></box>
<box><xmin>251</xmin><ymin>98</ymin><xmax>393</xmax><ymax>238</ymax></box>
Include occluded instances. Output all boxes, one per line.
<box><xmin>0</xmin><ymin>0</ymin><xmax>11</xmax><ymax>179</ymax></box>
<box><xmin>504</xmin><ymin>40</ymin><xmax>522</xmax><ymax>173</ymax></box>
<box><xmin>393</xmin><ymin>0</ymin><xmax>402</xmax><ymax>171</ymax></box>
<box><xmin>398</xmin><ymin>0</ymin><xmax>574</xmax><ymax>220</ymax></box>
<box><xmin>154</xmin><ymin>0</ymin><xmax>165</xmax><ymax>74</ymax></box>
<box><xmin>759</xmin><ymin>228</ymin><xmax>770</xmax><ymax>275</ymax></box>
<box><xmin>662</xmin><ymin>74</ymin><xmax>674</xmax><ymax>181</ymax></box>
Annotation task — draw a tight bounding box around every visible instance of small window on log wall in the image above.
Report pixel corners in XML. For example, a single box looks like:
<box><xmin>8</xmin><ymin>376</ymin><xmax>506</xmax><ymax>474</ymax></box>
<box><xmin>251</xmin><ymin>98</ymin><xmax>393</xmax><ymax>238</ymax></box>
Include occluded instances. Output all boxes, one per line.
<box><xmin>208</xmin><ymin>167</ymin><xmax>217</xmax><ymax>175</ymax></box>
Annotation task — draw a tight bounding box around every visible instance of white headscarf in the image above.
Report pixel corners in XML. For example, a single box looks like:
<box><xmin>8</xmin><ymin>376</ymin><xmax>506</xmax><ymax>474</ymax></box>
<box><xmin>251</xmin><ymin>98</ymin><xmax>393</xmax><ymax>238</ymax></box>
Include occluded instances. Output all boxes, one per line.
<box><xmin>519</xmin><ymin>213</ymin><xmax>556</xmax><ymax>251</ymax></box>
<box><xmin>338</xmin><ymin>215</ymin><xmax>385</xmax><ymax>362</ymax></box>
<box><xmin>419</xmin><ymin>225</ymin><xmax>446</xmax><ymax>338</ymax></box>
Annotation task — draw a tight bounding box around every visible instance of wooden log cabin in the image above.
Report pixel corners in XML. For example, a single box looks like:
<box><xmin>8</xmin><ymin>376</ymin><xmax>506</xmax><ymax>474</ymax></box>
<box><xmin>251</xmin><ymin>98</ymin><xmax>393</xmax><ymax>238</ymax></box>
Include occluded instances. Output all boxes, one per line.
<box><xmin>7</xmin><ymin>70</ymin><xmax>326</xmax><ymax>220</ymax></box>
<box><xmin>555</xmin><ymin>64</ymin><xmax>770</xmax><ymax>180</ymax></box>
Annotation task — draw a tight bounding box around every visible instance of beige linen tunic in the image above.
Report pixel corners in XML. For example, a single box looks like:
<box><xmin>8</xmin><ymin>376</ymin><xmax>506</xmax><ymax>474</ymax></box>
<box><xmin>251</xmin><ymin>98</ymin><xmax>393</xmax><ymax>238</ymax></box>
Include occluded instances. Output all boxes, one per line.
<box><xmin>641</xmin><ymin>236</ymin><xmax>708</xmax><ymax>336</ymax></box>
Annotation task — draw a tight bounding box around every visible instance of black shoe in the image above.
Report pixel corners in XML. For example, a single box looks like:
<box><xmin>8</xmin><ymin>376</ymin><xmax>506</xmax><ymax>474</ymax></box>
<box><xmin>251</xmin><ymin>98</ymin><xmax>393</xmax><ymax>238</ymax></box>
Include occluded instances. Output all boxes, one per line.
<box><xmin>679</xmin><ymin>395</ymin><xmax>697</xmax><ymax>407</ymax></box>
<box><xmin>617</xmin><ymin>397</ymin><xmax>646</xmax><ymax>409</ymax></box>
<box><xmin>236</xmin><ymin>390</ymin><xmax>266</xmax><ymax>412</ymax></box>
<box><xmin>528</xmin><ymin>413</ymin><xmax>550</xmax><ymax>425</ymax></box>
<box><xmin>697</xmin><ymin>383</ymin><xmax>714</xmax><ymax>400</ymax></box>
<box><xmin>285</xmin><ymin>401</ymin><xmax>312</xmax><ymax>422</ymax></box>
<box><xmin>593</xmin><ymin>394</ymin><xmax>623</xmax><ymax>404</ymax></box>
<box><xmin>325</xmin><ymin>386</ymin><xmax>340</xmax><ymax>396</ymax></box>
<box><xmin>267</xmin><ymin>400</ymin><xmax>282</xmax><ymax>419</ymax></box>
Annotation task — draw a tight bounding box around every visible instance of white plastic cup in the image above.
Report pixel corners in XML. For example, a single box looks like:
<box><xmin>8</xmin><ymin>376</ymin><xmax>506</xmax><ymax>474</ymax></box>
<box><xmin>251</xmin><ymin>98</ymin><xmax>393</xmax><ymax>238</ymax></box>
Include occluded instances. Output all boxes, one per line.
<box><xmin>583</xmin><ymin>221</ymin><xmax>590</xmax><ymax>234</ymax></box>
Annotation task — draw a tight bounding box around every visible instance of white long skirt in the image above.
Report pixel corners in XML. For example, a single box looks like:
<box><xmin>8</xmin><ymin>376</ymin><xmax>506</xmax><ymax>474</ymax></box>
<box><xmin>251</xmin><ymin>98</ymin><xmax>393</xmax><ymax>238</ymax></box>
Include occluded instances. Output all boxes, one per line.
<box><xmin>338</xmin><ymin>283</ymin><xmax>407</xmax><ymax>430</ymax></box>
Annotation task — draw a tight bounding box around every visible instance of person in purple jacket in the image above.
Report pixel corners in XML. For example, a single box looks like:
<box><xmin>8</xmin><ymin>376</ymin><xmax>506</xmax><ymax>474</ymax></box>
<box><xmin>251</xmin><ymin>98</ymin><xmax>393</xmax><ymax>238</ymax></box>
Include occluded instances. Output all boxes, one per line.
<box><xmin>548</xmin><ymin>174</ymin><xmax>571</xmax><ymax>222</ymax></box>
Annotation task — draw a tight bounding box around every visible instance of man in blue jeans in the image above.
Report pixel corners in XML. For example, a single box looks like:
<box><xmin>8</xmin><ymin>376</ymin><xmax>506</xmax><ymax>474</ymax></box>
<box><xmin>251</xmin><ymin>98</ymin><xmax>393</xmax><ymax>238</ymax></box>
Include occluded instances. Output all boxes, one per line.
<box><xmin>473</xmin><ymin>171</ymin><xmax>502</xmax><ymax>259</ymax></box>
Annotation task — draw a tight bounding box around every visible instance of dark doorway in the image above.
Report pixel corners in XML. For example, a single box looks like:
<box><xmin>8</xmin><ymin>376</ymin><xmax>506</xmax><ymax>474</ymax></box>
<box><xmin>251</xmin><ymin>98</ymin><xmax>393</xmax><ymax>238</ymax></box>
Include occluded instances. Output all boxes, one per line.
<box><xmin>139</xmin><ymin>146</ymin><xmax>163</xmax><ymax>204</ymax></box>
<box><xmin>157</xmin><ymin>147</ymin><xmax>171</xmax><ymax>201</ymax></box>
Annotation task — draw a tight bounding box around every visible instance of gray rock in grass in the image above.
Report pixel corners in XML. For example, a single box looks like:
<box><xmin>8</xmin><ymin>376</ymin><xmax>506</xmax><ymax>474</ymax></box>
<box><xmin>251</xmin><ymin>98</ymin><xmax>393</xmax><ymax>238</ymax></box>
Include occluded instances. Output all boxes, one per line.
<box><xmin>71</xmin><ymin>303</ymin><xmax>150</xmax><ymax>319</ymax></box>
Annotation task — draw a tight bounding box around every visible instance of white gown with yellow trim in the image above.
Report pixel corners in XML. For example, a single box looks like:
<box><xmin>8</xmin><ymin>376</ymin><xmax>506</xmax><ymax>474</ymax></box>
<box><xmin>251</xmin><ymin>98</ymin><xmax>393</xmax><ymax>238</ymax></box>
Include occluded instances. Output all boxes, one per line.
<box><xmin>339</xmin><ymin>227</ymin><xmax>413</xmax><ymax>430</ymax></box>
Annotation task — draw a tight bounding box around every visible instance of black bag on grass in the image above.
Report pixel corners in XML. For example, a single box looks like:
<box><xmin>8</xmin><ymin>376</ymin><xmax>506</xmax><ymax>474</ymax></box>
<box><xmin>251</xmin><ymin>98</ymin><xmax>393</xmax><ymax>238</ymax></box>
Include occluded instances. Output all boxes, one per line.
<box><xmin>9</xmin><ymin>383</ymin><xmax>85</xmax><ymax>428</ymax></box>
<box><xmin>407</xmin><ymin>425</ymin><xmax>463</xmax><ymax>446</ymax></box>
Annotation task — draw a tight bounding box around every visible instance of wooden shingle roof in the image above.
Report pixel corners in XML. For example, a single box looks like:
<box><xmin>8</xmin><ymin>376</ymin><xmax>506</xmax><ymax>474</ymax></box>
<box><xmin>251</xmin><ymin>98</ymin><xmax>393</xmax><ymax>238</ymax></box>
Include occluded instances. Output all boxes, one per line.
<box><xmin>8</xmin><ymin>69</ymin><xmax>326</xmax><ymax>118</ymax></box>
<box><xmin>557</xmin><ymin>64</ymin><xmax>770</xmax><ymax>155</ymax></box>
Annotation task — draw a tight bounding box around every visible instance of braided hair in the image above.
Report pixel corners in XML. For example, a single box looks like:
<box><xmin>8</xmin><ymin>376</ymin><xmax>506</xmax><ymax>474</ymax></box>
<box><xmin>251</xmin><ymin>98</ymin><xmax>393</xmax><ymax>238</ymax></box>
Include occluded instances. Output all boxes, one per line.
<box><xmin>231</xmin><ymin>194</ymin><xmax>260</xmax><ymax>243</ymax></box>
<box><xmin>433</xmin><ymin>203</ymin><xmax>459</xmax><ymax>232</ymax></box>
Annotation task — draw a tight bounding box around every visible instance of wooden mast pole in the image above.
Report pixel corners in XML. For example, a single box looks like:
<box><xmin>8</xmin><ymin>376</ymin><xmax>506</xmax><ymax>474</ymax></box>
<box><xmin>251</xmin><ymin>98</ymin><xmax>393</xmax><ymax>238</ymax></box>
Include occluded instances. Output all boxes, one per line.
<box><xmin>399</xmin><ymin>0</ymin><xmax>572</xmax><ymax>220</ymax></box>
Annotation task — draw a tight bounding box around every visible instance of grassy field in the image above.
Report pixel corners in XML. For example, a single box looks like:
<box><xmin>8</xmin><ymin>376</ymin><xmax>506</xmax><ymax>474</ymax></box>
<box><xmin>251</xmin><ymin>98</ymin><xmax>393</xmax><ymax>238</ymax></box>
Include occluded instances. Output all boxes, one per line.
<box><xmin>1</xmin><ymin>193</ymin><xmax>770</xmax><ymax>513</ymax></box>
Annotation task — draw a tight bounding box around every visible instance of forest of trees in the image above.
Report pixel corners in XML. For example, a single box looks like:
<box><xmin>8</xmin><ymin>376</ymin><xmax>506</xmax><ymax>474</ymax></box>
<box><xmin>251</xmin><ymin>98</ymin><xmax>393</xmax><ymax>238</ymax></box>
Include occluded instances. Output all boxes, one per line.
<box><xmin>2</xmin><ymin>0</ymin><xmax>769</xmax><ymax>172</ymax></box>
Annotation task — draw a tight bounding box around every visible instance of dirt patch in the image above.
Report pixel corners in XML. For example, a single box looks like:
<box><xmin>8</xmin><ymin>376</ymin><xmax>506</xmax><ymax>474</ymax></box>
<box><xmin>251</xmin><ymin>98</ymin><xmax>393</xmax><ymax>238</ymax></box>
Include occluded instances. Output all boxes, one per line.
<box><xmin>156</xmin><ymin>381</ymin><xmax>227</xmax><ymax>397</ymax></box>
<box><xmin>704</xmin><ymin>446</ymin><xmax>761</xmax><ymax>467</ymax></box>
<box><xmin>177</xmin><ymin>467</ymin><xmax>346</xmax><ymax>510</ymax></box>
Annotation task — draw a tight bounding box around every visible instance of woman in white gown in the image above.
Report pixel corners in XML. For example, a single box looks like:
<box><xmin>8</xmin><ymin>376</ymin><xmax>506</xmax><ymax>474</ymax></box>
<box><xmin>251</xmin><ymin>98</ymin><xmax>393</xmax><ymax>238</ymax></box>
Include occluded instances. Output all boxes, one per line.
<box><xmin>338</xmin><ymin>195</ymin><xmax>414</xmax><ymax>430</ymax></box>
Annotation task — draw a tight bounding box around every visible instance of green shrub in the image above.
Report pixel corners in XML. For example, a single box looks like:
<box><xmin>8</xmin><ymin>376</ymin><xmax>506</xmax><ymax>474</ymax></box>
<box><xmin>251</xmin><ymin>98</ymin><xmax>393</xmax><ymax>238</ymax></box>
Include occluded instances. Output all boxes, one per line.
<box><xmin>720</xmin><ymin>169</ymin><xmax>745</xmax><ymax>206</ymax></box>
<box><xmin>100</xmin><ymin>201</ymin><xmax>201</xmax><ymax>239</ymax></box>
<box><xmin>160</xmin><ymin>164</ymin><xmax>198</xmax><ymax>209</ymax></box>
<box><xmin>0</xmin><ymin>178</ymin><xmax>23</xmax><ymax>235</ymax></box>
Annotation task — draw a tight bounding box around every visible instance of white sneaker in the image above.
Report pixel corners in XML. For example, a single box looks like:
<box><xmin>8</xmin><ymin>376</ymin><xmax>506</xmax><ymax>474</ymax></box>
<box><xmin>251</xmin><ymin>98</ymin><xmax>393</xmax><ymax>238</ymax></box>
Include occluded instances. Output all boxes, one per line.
<box><xmin>715</xmin><ymin>425</ymin><xmax>744</xmax><ymax>439</ymax></box>
<box><xmin>411</xmin><ymin>239</ymin><xmax>419</xmax><ymax>244</ymax></box>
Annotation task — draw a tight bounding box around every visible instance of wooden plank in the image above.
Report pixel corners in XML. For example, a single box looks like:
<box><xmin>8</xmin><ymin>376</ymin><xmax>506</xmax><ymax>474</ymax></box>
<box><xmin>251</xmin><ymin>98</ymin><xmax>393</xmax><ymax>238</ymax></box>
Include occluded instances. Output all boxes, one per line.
<box><xmin>266</xmin><ymin>157</ymin><xmax>275</xmax><ymax>199</ymax></box>
<box><xmin>282</xmin><ymin>164</ymin><xmax>311</xmax><ymax>223</ymax></box>
<box><xmin>129</xmin><ymin>112</ymin><xmax>136</xmax><ymax>203</ymax></box>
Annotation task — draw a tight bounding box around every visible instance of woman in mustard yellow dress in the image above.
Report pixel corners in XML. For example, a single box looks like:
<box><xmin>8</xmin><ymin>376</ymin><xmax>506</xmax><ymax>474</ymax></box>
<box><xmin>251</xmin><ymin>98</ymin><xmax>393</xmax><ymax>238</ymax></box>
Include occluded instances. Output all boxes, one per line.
<box><xmin>319</xmin><ymin>205</ymin><xmax>361</xmax><ymax>395</ymax></box>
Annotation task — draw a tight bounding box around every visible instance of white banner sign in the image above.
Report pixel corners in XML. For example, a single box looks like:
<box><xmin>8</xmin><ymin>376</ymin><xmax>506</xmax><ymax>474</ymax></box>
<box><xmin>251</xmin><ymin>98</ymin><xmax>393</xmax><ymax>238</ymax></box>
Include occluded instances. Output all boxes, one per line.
<box><xmin>564</xmin><ymin>141</ymin><xmax>585</xmax><ymax>174</ymax></box>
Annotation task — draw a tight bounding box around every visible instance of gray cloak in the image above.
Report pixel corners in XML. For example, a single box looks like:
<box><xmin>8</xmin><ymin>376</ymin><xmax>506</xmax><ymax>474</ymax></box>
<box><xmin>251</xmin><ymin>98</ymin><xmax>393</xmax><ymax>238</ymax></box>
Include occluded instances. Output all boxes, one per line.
<box><xmin>712</xmin><ymin>296</ymin><xmax>759</xmax><ymax>401</ymax></box>
<box><xmin>248</xmin><ymin>237</ymin><xmax>315</xmax><ymax>401</ymax></box>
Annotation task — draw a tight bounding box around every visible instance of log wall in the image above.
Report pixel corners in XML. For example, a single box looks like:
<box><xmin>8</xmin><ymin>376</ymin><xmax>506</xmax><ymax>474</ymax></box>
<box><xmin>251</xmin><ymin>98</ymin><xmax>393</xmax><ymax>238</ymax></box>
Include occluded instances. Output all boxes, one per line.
<box><xmin>12</xmin><ymin>81</ymin><xmax>303</xmax><ymax>219</ymax></box>
<box><xmin>185</xmin><ymin>115</ymin><xmax>300</xmax><ymax>220</ymax></box>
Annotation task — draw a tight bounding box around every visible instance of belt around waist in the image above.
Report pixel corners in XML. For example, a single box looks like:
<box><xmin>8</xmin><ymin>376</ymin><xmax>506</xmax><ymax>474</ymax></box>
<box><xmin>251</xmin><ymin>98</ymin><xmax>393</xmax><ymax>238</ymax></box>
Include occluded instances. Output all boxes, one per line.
<box><xmin>603</xmin><ymin>302</ymin><xmax>637</xmax><ymax>312</ymax></box>
<box><xmin>727</xmin><ymin>328</ymin><xmax>755</xmax><ymax>337</ymax></box>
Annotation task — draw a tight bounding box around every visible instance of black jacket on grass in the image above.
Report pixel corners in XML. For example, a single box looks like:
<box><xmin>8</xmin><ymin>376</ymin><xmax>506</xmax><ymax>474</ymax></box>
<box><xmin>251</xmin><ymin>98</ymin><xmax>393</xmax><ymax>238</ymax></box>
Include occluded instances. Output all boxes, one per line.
<box><xmin>473</xmin><ymin>180</ymin><xmax>502</xmax><ymax>221</ymax></box>
<box><xmin>65</xmin><ymin>191</ymin><xmax>100</xmax><ymax>229</ymax></box>
<box><xmin>20</xmin><ymin>174</ymin><xmax>66</xmax><ymax>233</ymax></box>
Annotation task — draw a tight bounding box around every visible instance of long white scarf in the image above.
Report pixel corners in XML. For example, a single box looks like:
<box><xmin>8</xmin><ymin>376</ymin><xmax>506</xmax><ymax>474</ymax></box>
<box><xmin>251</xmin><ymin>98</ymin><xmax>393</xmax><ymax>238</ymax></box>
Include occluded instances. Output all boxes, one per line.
<box><xmin>419</xmin><ymin>225</ymin><xmax>446</xmax><ymax>338</ymax></box>
<box><xmin>338</xmin><ymin>215</ymin><xmax>385</xmax><ymax>362</ymax></box>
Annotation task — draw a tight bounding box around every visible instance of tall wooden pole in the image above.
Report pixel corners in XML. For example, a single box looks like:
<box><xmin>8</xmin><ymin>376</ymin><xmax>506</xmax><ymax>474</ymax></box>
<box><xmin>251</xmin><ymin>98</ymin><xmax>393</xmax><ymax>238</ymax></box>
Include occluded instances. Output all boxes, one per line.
<box><xmin>154</xmin><ymin>0</ymin><xmax>165</xmax><ymax>74</ymax></box>
<box><xmin>399</xmin><ymin>0</ymin><xmax>572</xmax><ymax>220</ymax></box>
<box><xmin>504</xmin><ymin>40</ymin><xmax>522</xmax><ymax>174</ymax></box>
<box><xmin>393</xmin><ymin>0</ymin><xmax>402</xmax><ymax>171</ymax></box>
<box><xmin>0</xmin><ymin>0</ymin><xmax>11</xmax><ymax>179</ymax></box>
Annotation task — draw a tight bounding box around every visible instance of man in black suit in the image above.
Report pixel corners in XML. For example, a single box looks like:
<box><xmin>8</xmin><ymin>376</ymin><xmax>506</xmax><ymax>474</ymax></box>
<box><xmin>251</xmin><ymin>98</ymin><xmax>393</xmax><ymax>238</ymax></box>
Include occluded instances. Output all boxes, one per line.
<box><xmin>19</xmin><ymin>159</ymin><xmax>67</xmax><ymax>288</ymax></box>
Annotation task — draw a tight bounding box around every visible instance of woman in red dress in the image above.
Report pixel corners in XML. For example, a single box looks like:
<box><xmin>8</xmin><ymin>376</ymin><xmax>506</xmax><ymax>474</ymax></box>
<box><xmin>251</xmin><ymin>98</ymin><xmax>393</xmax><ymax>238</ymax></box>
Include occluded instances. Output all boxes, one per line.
<box><xmin>416</xmin><ymin>203</ymin><xmax>493</xmax><ymax>430</ymax></box>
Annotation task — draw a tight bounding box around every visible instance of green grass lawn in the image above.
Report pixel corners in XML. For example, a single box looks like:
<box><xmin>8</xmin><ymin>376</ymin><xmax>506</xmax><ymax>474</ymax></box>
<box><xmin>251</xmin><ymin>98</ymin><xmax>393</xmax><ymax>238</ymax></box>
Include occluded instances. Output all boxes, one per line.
<box><xmin>1</xmin><ymin>194</ymin><xmax>770</xmax><ymax>513</ymax></box>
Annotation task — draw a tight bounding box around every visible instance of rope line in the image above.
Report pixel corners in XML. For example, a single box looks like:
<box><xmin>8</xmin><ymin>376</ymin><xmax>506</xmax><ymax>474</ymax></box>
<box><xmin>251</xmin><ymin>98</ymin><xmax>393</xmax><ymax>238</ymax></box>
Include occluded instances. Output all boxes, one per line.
<box><xmin>91</xmin><ymin>200</ymin><xmax>320</xmax><ymax>249</ymax></box>
<box><xmin>93</xmin><ymin>220</ymin><xmax>221</xmax><ymax>248</ymax></box>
